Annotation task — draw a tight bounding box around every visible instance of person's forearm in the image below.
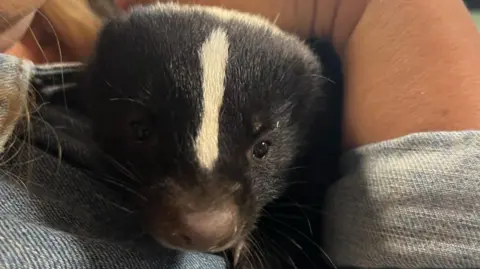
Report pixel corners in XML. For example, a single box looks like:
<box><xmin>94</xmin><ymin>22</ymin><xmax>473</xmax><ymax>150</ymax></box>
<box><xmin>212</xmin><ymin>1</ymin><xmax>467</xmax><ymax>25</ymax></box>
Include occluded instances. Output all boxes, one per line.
<box><xmin>340</xmin><ymin>0</ymin><xmax>480</xmax><ymax>149</ymax></box>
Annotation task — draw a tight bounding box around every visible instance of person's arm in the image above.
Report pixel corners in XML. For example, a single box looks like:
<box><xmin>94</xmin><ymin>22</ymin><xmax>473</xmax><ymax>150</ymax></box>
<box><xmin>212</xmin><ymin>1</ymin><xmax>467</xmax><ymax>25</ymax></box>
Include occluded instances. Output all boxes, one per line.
<box><xmin>334</xmin><ymin>0</ymin><xmax>480</xmax><ymax>149</ymax></box>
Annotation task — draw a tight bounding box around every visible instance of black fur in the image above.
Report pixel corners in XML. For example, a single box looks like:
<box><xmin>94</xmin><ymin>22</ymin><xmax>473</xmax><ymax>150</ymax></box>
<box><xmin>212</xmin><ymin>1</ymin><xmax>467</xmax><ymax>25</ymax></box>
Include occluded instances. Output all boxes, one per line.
<box><xmin>80</xmin><ymin>4</ymin><xmax>343</xmax><ymax>269</ymax></box>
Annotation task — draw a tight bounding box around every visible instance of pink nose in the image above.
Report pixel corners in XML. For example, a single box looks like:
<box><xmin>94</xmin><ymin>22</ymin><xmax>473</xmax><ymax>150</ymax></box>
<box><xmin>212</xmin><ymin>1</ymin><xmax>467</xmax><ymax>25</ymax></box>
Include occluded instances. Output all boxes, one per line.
<box><xmin>160</xmin><ymin>209</ymin><xmax>239</xmax><ymax>252</ymax></box>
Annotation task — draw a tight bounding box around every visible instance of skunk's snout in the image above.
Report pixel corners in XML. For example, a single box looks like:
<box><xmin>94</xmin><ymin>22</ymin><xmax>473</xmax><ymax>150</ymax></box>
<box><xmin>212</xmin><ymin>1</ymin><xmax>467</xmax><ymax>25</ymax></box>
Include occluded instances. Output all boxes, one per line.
<box><xmin>143</xmin><ymin>179</ymin><xmax>249</xmax><ymax>252</ymax></box>
<box><xmin>159</xmin><ymin>206</ymin><xmax>240</xmax><ymax>252</ymax></box>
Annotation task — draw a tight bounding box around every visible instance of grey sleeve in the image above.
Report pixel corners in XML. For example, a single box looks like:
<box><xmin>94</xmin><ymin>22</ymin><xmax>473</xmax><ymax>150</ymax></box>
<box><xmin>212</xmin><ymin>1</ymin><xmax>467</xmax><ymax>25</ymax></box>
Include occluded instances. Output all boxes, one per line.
<box><xmin>323</xmin><ymin>131</ymin><xmax>480</xmax><ymax>268</ymax></box>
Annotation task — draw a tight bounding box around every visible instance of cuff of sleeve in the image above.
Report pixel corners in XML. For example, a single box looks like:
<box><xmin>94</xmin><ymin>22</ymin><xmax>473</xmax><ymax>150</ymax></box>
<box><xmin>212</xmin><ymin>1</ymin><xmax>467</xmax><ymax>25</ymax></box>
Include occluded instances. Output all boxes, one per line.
<box><xmin>323</xmin><ymin>131</ymin><xmax>480</xmax><ymax>268</ymax></box>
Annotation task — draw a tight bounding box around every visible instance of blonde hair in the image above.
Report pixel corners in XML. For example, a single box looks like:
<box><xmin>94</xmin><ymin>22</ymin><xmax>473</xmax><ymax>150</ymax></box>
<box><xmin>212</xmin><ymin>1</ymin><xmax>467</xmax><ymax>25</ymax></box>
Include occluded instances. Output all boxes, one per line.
<box><xmin>38</xmin><ymin>0</ymin><xmax>105</xmax><ymax>62</ymax></box>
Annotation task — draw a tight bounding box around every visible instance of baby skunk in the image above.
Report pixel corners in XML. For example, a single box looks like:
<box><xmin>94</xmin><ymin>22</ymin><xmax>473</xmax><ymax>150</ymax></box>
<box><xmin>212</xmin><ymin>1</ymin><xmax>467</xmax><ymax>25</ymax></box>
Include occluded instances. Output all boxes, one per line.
<box><xmin>80</xmin><ymin>3</ymin><xmax>343</xmax><ymax>269</ymax></box>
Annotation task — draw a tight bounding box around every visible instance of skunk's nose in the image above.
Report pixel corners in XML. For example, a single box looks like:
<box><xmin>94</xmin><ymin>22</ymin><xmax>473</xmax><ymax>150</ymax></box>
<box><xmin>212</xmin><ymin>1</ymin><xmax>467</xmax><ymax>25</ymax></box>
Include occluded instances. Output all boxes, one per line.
<box><xmin>150</xmin><ymin>205</ymin><xmax>241</xmax><ymax>252</ymax></box>
<box><xmin>167</xmin><ymin>209</ymin><xmax>239</xmax><ymax>251</ymax></box>
<box><xmin>142</xmin><ymin>179</ymin><xmax>246</xmax><ymax>252</ymax></box>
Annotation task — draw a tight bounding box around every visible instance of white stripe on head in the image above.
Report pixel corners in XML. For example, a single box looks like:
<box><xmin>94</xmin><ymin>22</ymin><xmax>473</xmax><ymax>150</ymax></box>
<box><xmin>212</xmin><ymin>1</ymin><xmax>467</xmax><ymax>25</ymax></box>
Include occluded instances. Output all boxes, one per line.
<box><xmin>194</xmin><ymin>28</ymin><xmax>230</xmax><ymax>170</ymax></box>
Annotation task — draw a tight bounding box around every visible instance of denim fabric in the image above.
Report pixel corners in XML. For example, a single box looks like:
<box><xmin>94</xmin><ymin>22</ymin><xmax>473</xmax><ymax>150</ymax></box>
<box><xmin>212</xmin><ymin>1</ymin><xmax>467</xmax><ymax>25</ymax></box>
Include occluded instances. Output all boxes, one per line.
<box><xmin>324</xmin><ymin>131</ymin><xmax>480</xmax><ymax>268</ymax></box>
<box><xmin>0</xmin><ymin>53</ymin><xmax>227</xmax><ymax>269</ymax></box>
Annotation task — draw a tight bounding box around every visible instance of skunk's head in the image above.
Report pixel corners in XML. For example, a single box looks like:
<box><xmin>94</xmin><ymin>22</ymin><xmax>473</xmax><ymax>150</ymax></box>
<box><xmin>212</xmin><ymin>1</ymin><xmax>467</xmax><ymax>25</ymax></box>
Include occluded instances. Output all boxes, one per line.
<box><xmin>82</xmin><ymin>2</ymin><xmax>326</xmax><ymax>255</ymax></box>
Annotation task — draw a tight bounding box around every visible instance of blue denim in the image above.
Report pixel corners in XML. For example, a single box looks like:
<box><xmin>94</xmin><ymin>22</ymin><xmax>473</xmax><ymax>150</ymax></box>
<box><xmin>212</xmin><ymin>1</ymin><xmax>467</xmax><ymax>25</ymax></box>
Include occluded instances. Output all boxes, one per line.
<box><xmin>323</xmin><ymin>130</ymin><xmax>480</xmax><ymax>268</ymax></box>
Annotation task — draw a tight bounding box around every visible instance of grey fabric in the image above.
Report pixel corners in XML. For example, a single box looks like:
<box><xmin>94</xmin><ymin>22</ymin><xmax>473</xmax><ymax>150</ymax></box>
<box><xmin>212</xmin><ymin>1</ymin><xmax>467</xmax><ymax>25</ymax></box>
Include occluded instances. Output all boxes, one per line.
<box><xmin>324</xmin><ymin>131</ymin><xmax>480</xmax><ymax>268</ymax></box>
<box><xmin>0</xmin><ymin>53</ymin><xmax>227</xmax><ymax>268</ymax></box>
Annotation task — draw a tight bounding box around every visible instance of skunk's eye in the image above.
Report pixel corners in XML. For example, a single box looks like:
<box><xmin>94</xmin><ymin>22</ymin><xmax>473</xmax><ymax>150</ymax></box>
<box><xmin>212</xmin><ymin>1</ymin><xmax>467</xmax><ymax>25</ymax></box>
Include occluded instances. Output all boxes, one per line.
<box><xmin>130</xmin><ymin>121</ymin><xmax>151</xmax><ymax>142</ymax></box>
<box><xmin>252</xmin><ymin>140</ymin><xmax>270</xmax><ymax>159</ymax></box>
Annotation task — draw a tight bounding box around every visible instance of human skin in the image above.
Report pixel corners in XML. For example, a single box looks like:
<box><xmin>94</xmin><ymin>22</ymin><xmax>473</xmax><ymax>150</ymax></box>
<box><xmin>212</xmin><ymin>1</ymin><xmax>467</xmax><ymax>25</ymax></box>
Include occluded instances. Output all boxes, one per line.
<box><xmin>0</xmin><ymin>0</ymin><xmax>51</xmax><ymax>60</ymax></box>
<box><xmin>0</xmin><ymin>0</ymin><xmax>46</xmax><ymax>52</ymax></box>
<box><xmin>341</xmin><ymin>0</ymin><xmax>480</xmax><ymax>149</ymax></box>
<box><xmin>0</xmin><ymin>0</ymin><xmax>45</xmax><ymax>32</ymax></box>
<box><xmin>3</xmin><ymin>0</ymin><xmax>480</xmax><ymax>150</ymax></box>
<box><xmin>2</xmin><ymin>0</ymin><xmax>93</xmax><ymax>63</ymax></box>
